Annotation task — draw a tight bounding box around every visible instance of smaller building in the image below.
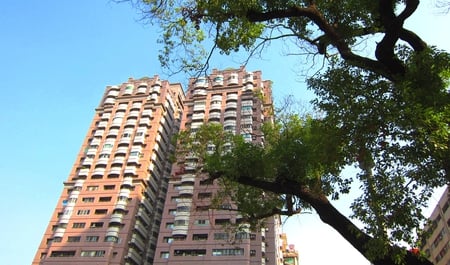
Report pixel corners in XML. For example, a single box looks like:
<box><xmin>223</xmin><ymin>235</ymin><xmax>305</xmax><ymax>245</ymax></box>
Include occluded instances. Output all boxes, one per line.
<box><xmin>420</xmin><ymin>187</ymin><xmax>450</xmax><ymax>265</ymax></box>
<box><xmin>280</xmin><ymin>233</ymin><xmax>299</xmax><ymax>265</ymax></box>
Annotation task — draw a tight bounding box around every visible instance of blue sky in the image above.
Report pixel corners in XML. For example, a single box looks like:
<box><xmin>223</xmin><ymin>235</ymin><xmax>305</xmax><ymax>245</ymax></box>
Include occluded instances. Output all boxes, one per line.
<box><xmin>0</xmin><ymin>1</ymin><xmax>448</xmax><ymax>264</ymax></box>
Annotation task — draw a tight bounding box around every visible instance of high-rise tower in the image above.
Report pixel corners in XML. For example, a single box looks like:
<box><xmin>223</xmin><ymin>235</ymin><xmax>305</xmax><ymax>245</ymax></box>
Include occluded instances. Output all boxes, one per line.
<box><xmin>33</xmin><ymin>76</ymin><xmax>185</xmax><ymax>265</ymax></box>
<box><xmin>153</xmin><ymin>67</ymin><xmax>284</xmax><ymax>265</ymax></box>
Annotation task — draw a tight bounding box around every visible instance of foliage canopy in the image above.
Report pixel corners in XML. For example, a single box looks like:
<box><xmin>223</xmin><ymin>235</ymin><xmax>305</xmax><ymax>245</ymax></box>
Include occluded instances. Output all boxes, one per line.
<box><xmin>125</xmin><ymin>0</ymin><xmax>450</xmax><ymax>264</ymax></box>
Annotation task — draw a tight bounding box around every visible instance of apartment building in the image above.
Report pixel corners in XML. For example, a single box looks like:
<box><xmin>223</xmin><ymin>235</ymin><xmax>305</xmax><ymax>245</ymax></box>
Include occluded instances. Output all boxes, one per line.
<box><xmin>420</xmin><ymin>187</ymin><xmax>450</xmax><ymax>265</ymax></box>
<box><xmin>153</xmin><ymin>66</ymin><xmax>284</xmax><ymax>265</ymax></box>
<box><xmin>33</xmin><ymin>76</ymin><xmax>185</xmax><ymax>265</ymax></box>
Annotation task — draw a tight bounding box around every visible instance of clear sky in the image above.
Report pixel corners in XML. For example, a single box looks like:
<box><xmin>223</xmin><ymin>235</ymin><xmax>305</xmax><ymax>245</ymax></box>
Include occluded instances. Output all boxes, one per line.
<box><xmin>0</xmin><ymin>1</ymin><xmax>448</xmax><ymax>265</ymax></box>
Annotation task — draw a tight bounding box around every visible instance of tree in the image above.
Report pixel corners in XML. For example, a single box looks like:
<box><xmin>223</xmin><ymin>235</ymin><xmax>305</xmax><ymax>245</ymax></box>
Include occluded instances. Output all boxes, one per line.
<box><xmin>123</xmin><ymin>0</ymin><xmax>450</xmax><ymax>264</ymax></box>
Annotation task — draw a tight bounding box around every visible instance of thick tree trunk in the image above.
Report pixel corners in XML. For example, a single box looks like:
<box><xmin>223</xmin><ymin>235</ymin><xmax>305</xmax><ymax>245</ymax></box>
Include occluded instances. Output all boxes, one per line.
<box><xmin>232</xmin><ymin>174</ymin><xmax>433</xmax><ymax>265</ymax></box>
<box><xmin>296</xmin><ymin>187</ymin><xmax>433</xmax><ymax>265</ymax></box>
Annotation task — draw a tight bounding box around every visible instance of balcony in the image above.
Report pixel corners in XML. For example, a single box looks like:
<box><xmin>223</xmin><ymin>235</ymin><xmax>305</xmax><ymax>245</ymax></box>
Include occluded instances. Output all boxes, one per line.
<box><xmin>192</xmin><ymin>113</ymin><xmax>205</xmax><ymax>121</ymax></box>
<box><xmin>228</xmin><ymin>74</ymin><xmax>239</xmax><ymax>85</ymax></box>
<box><xmin>106</xmin><ymin>226</ymin><xmax>120</xmax><ymax>237</ymax></box>
<box><xmin>138</xmin><ymin>117</ymin><xmax>151</xmax><ymax>126</ymax></box>
<box><xmin>178</xmin><ymin>186</ymin><xmax>194</xmax><ymax>196</ymax></box>
<box><xmin>210</xmin><ymin>103</ymin><xmax>222</xmax><ymax>111</ymax></box>
<box><xmin>128</xmin><ymin>110</ymin><xmax>140</xmax><ymax>118</ymax></box>
<box><xmin>112</xmin><ymin>156</ymin><xmax>125</xmax><ymax>165</ymax></box>
<box><xmin>98</xmin><ymin>121</ymin><xmax>108</xmax><ymax>128</ymax></box>
<box><xmin>93</xmin><ymin>130</ymin><xmax>104</xmax><ymax>137</ymax></box>
<box><xmin>110</xmin><ymin>213</ymin><xmax>124</xmax><ymax>224</ymax></box>
<box><xmin>109</xmin><ymin>167</ymin><xmax>122</xmax><ymax>176</ymax></box>
<box><xmin>172</xmin><ymin>225</ymin><xmax>189</xmax><ymax>236</ymax></box>
<box><xmin>115</xmin><ymin>146</ymin><xmax>128</xmax><ymax>155</ymax></box>
<box><xmin>114</xmin><ymin>200</ymin><xmax>128</xmax><ymax>210</ymax></box>
<box><xmin>92</xmin><ymin>167</ymin><xmax>106</xmax><ymax>176</ymax></box>
<box><xmin>78</xmin><ymin>168</ymin><xmax>89</xmax><ymax>177</ymax></box>
<box><xmin>125</xmin><ymin>119</ymin><xmax>137</xmax><ymax>127</ymax></box>
<box><xmin>226</xmin><ymin>93</ymin><xmax>238</xmax><ymax>101</ymax></box>
<box><xmin>117</xmin><ymin>104</ymin><xmax>128</xmax><ymax>110</ymax></box>
<box><xmin>245</xmin><ymin>83</ymin><xmax>254</xmax><ymax>91</ymax></box>
<box><xmin>137</xmin><ymin>85</ymin><xmax>147</xmax><ymax>94</ymax></box>
<box><xmin>107</xmin><ymin>129</ymin><xmax>119</xmax><ymax>137</ymax></box>
<box><xmin>194</xmin><ymin>77</ymin><xmax>208</xmax><ymax>88</ymax></box>
<box><xmin>133</xmin><ymin>135</ymin><xmax>145</xmax><ymax>144</ymax></box>
<box><xmin>208</xmin><ymin>112</ymin><xmax>221</xmax><ymax>121</ymax></box>
<box><xmin>122</xmin><ymin>177</ymin><xmax>134</xmax><ymax>187</ymax></box>
<box><xmin>225</xmin><ymin>102</ymin><xmax>237</xmax><ymax>110</ymax></box>
<box><xmin>119</xmin><ymin>188</ymin><xmax>131</xmax><ymax>198</ymax></box>
<box><xmin>140</xmin><ymin>198</ymin><xmax>153</xmax><ymax>213</ymax></box>
<box><xmin>127</xmin><ymin>156</ymin><xmax>140</xmax><ymax>165</ymax></box>
<box><xmin>131</xmin><ymin>102</ymin><xmax>142</xmax><ymax>110</ymax></box>
<box><xmin>127</xmin><ymin>247</ymin><xmax>142</xmax><ymax>264</ymax></box>
<box><xmin>96</xmin><ymin>157</ymin><xmax>109</xmax><ymax>166</ymax></box>
<box><xmin>82</xmin><ymin>157</ymin><xmax>94</xmax><ymax>166</ymax></box>
<box><xmin>193</xmin><ymin>104</ymin><xmax>205</xmax><ymax>112</ymax></box>
<box><xmin>104</xmin><ymin>97</ymin><xmax>115</xmax><ymax>105</ymax></box>
<box><xmin>124</xmin><ymin>166</ymin><xmax>137</xmax><ymax>175</ymax></box>
<box><xmin>136</xmin><ymin>209</ymin><xmax>151</xmax><ymax>225</ymax></box>
<box><xmin>224</xmin><ymin>111</ymin><xmax>237</xmax><ymax>119</ymax></box>
<box><xmin>142</xmin><ymin>109</ymin><xmax>152</xmax><ymax>117</ymax></box>
<box><xmin>212</xmin><ymin>75</ymin><xmax>224</xmax><ymax>86</ymax></box>
<box><xmin>101</xmin><ymin>113</ymin><xmax>111</xmax><ymax>120</ymax></box>
<box><xmin>181</xmin><ymin>174</ymin><xmax>195</xmax><ymax>184</ymax></box>
<box><xmin>193</xmin><ymin>88</ymin><xmax>207</xmax><ymax>96</ymax></box>
<box><xmin>53</xmin><ymin>227</ymin><xmax>66</xmax><ymax>237</ymax></box>
<box><xmin>74</xmin><ymin>179</ymin><xmax>84</xmax><ymax>187</ymax></box>
<box><xmin>119</xmin><ymin>137</ymin><xmax>131</xmax><ymax>145</ymax></box>
<box><xmin>177</xmin><ymin>197</ymin><xmax>193</xmax><ymax>204</ymax></box>
<box><xmin>108</xmin><ymin>90</ymin><xmax>119</xmax><ymax>97</ymax></box>
<box><xmin>244</xmin><ymin>73</ymin><xmax>254</xmax><ymax>83</ymax></box>
<box><xmin>134</xmin><ymin>221</ymin><xmax>147</xmax><ymax>237</ymax></box>
<box><xmin>130</xmin><ymin>234</ymin><xmax>146</xmax><ymax>251</ymax></box>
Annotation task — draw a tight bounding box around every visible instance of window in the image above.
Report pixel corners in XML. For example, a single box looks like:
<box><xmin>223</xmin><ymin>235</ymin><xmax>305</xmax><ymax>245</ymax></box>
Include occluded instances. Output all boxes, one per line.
<box><xmin>174</xmin><ymin>249</ymin><xmax>206</xmax><ymax>256</ymax></box>
<box><xmin>53</xmin><ymin>237</ymin><xmax>62</xmax><ymax>242</ymax></box>
<box><xmin>99</xmin><ymin>153</ymin><xmax>110</xmax><ymax>158</ymax></box>
<box><xmin>95</xmin><ymin>209</ymin><xmax>108</xmax><ymax>215</ymax></box>
<box><xmin>99</xmin><ymin>196</ymin><xmax>112</xmax><ymax>202</ymax></box>
<box><xmin>212</xmin><ymin>248</ymin><xmax>244</xmax><ymax>256</ymax></box>
<box><xmin>194</xmin><ymin>219</ymin><xmax>210</xmax><ymax>226</ymax></box>
<box><xmin>82</xmin><ymin>197</ymin><xmax>95</xmax><ymax>203</ymax></box>
<box><xmin>86</xmin><ymin>186</ymin><xmax>99</xmax><ymax>191</ymax></box>
<box><xmin>196</xmin><ymin>205</ymin><xmax>210</xmax><ymax>211</ymax></box>
<box><xmin>160</xmin><ymin>251</ymin><xmax>170</xmax><ymax>259</ymax></box>
<box><xmin>199</xmin><ymin>179</ymin><xmax>213</xmax><ymax>186</ymax></box>
<box><xmin>192</xmin><ymin>234</ymin><xmax>208</xmax><ymax>241</ymax></box>
<box><xmin>166</xmin><ymin>223</ymin><xmax>174</xmax><ymax>229</ymax></box>
<box><xmin>168</xmin><ymin>209</ymin><xmax>177</xmax><ymax>215</ymax></box>
<box><xmin>214</xmin><ymin>233</ymin><xmax>229</xmax><ymax>240</ymax></box>
<box><xmin>198</xmin><ymin>192</ymin><xmax>212</xmax><ymax>199</ymax></box>
<box><xmin>105</xmin><ymin>236</ymin><xmax>119</xmax><ymax>242</ymax></box>
<box><xmin>72</xmin><ymin>222</ymin><xmax>86</xmax><ymax>228</ymax></box>
<box><xmin>67</xmin><ymin>236</ymin><xmax>81</xmax><ymax>242</ymax></box>
<box><xmin>215</xmin><ymin>219</ymin><xmax>230</xmax><ymax>225</ymax></box>
<box><xmin>104</xmin><ymin>185</ymin><xmax>115</xmax><ymax>190</ymax></box>
<box><xmin>174</xmin><ymin>220</ymin><xmax>187</xmax><ymax>226</ymax></box>
<box><xmin>163</xmin><ymin>237</ymin><xmax>173</xmax><ymax>243</ymax></box>
<box><xmin>50</xmin><ymin>251</ymin><xmax>76</xmax><ymax>257</ymax></box>
<box><xmin>177</xmin><ymin>206</ymin><xmax>190</xmax><ymax>212</ymax></box>
<box><xmin>77</xmin><ymin>209</ymin><xmax>90</xmax><ymax>215</ymax></box>
<box><xmin>250</xmin><ymin>234</ymin><xmax>257</xmax><ymax>240</ymax></box>
<box><xmin>235</xmin><ymin>232</ymin><xmax>249</xmax><ymax>239</ymax></box>
<box><xmin>86</xmin><ymin>236</ymin><xmax>99</xmax><ymax>242</ymax></box>
<box><xmin>80</xmin><ymin>250</ymin><xmax>106</xmax><ymax>257</ymax></box>
<box><xmin>90</xmin><ymin>222</ymin><xmax>104</xmax><ymax>228</ymax></box>
<box><xmin>250</xmin><ymin>250</ymin><xmax>256</xmax><ymax>256</ymax></box>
